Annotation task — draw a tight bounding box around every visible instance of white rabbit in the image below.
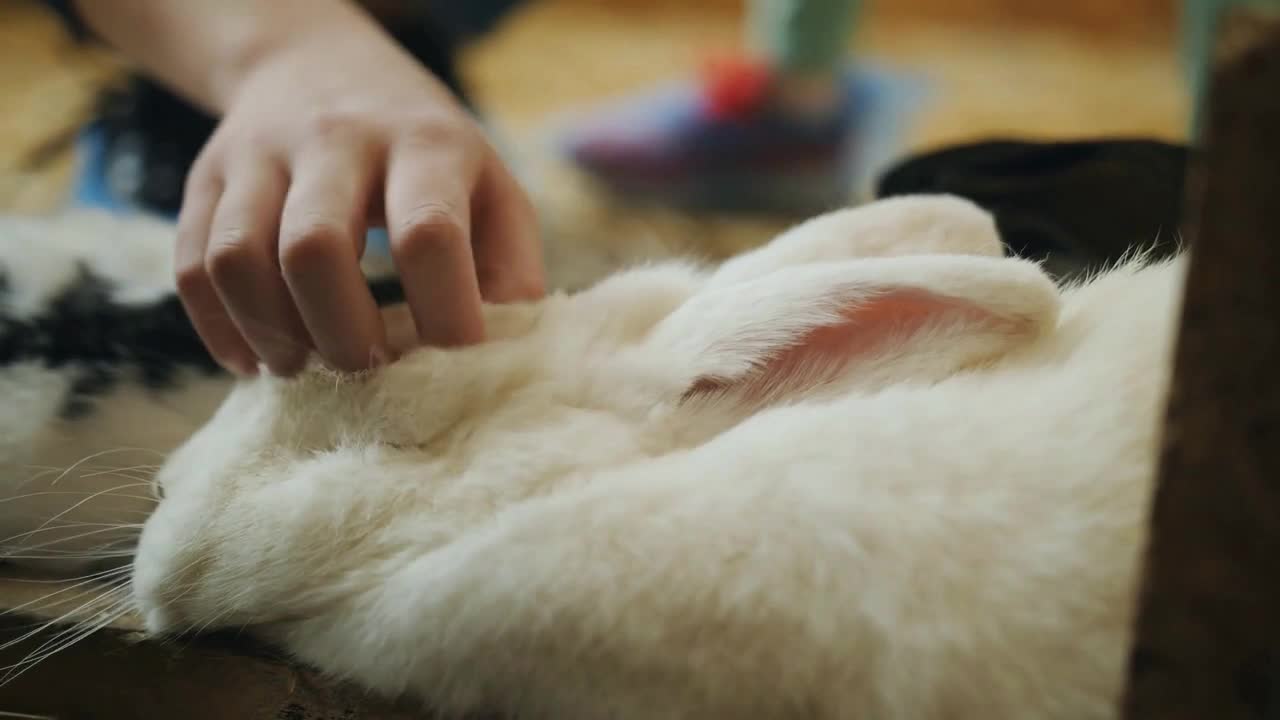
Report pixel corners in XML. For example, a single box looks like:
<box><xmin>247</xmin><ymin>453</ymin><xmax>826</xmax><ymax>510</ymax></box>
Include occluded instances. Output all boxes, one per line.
<box><xmin>125</xmin><ymin>193</ymin><xmax>1185</xmax><ymax>719</ymax></box>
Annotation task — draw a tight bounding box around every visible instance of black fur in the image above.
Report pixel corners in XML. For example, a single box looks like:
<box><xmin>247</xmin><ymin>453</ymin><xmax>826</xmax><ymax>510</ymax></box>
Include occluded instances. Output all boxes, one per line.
<box><xmin>0</xmin><ymin>263</ymin><xmax>219</xmax><ymax>419</ymax></box>
<box><xmin>0</xmin><ymin>263</ymin><xmax>406</xmax><ymax>420</ymax></box>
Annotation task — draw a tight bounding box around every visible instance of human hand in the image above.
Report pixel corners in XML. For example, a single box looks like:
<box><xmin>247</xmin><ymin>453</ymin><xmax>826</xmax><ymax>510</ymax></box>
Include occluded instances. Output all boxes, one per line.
<box><xmin>173</xmin><ymin>28</ymin><xmax>545</xmax><ymax>377</ymax></box>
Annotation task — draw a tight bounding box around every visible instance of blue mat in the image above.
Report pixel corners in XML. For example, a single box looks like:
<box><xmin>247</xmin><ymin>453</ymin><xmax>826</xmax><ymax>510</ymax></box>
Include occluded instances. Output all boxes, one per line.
<box><xmin>542</xmin><ymin>60</ymin><xmax>933</xmax><ymax>204</ymax></box>
<box><xmin>68</xmin><ymin>122</ymin><xmax>395</xmax><ymax>258</ymax></box>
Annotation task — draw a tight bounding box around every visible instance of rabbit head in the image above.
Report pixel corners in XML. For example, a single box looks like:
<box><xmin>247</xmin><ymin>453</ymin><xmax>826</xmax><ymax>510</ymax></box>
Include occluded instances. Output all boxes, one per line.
<box><xmin>132</xmin><ymin>195</ymin><xmax>1061</xmax><ymax>638</ymax></box>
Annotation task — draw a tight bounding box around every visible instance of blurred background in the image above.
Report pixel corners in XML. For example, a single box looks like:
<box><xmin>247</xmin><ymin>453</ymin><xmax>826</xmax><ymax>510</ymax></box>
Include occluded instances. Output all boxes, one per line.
<box><xmin>0</xmin><ymin>0</ymin><xmax>1192</xmax><ymax>289</ymax></box>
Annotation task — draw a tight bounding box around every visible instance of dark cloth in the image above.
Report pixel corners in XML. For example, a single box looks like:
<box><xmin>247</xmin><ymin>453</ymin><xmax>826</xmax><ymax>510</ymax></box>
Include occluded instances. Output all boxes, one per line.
<box><xmin>876</xmin><ymin>138</ymin><xmax>1190</xmax><ymax>281</ymax></box>
<box><xmin>39</xmin><ymin>0</ymin><xmax>90</xmax><ymax>40</ymax></box>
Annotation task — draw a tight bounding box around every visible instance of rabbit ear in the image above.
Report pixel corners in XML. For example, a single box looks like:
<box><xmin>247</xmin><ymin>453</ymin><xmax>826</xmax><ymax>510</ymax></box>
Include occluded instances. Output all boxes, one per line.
<box><xmin>649</xmin><ymin>254</ymin><xmax>1059</xmax><ymax>405</ymax></box>
<box><xmin>707</xmin><ymin>195</ymin><xmax>1004</xmax><ymax>290</ymax></box>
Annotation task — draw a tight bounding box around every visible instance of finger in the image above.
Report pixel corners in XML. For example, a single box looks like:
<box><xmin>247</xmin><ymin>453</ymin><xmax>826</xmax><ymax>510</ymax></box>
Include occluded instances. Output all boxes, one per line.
<box><xmin>384</xmin><ymin>148</ymin><xmax>485</xmax><ymax>348</ymax></box>
<box><xmin>205</xmin><ymin>159</ymin><xmax>313</xmax><ymax>376</ymax></box>
<box><xmin>472</xmin><ymin>159</ymin><xmax>547</xmax><ymax>303</ymax></box>
<box><xmin>278</xmin><ymin>140</ymin><xmax>388</xmax><ymax>373</ymax></box>
<box><xmin>173</xmin><ymin>169</ymin><xmax>258</xmax><ymax>376</ymax></box>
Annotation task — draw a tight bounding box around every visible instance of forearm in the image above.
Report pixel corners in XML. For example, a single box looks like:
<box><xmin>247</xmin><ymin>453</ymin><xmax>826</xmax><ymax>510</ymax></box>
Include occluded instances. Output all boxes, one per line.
<box><xmin>70</xmin><ymin>0</ymin><xmax>390</xmax><ymax>113</ymax></box>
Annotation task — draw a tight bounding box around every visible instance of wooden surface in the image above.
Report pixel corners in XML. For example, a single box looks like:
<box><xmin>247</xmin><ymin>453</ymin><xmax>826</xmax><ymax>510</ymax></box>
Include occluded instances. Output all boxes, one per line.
<box><xmin>0</xmin><ymin>571</ymin><xmax>434</xmax><ymax>719</ymax></box>
<box><xmin>0</xmin><ymin>1</ymin><xmax>120</xmax><ymax>212</ymax></box>
<box><xmin>0</xmin><ymin>612</ymin><xmax>431</xmax><ymax>719</ymax></box>
<box><xmin>3</xmin><ymin>0</ymin><xmax>1190</xmax><ymax>291</ymax></box>
<box><xmin>556</xmin><ymin>0</ymin><xmax>1180</xmax><ymax>38</ymax></box>
<box><xmin>459</xmin><ymin>1</ymin><xmax>1191</xmax><ymax>289</ymax></box>
<box><xmin>1121</xmin><ymin>7</ymin><xmax>1280</xmax><ymax>720</ymax></box>
<box><xmin>464</xmin><ymin>2</ymin><xmax>1188</xmax><ymax>142</ymax></box>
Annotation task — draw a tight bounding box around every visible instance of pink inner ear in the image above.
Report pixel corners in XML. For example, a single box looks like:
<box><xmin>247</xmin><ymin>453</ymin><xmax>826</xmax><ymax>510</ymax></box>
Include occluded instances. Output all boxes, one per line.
<box><xmin>682</xmin><ymin>289</ymin><xmax>997</xmax><ymax>405</ymax></box>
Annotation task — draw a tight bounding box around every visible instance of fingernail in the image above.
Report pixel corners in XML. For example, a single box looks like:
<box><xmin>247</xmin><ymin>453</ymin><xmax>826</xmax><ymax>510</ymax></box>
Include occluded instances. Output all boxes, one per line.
<box><xmin>232</xmin><ymin>357</ymin><xmax>260</xmax><ymax>377</ymax></box>
<box><xmin>370</xmin><ymin>345</ymin><xmax>394</xmax><ymax>368</ymax></box>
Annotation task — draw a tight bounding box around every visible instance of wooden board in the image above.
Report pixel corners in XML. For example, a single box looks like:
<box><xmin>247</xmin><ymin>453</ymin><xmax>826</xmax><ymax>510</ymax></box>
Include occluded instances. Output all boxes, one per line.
<box><xmin>1122</xmin><ymin>6</ymin><xmax>1280</xmax><ymax>719</ymax></box>
<box><xmin>0</xmin><ymin>571</ymin><xmax>431</xmax><ymax>720</ymax></box>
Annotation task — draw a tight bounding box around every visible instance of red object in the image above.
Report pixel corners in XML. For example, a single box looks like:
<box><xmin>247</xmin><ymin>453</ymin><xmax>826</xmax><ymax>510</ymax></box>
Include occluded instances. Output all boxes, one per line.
<box><xmin>700</xmin><ymin>54</ymin><xmax>775</xmax><ymax>120</ymax></box>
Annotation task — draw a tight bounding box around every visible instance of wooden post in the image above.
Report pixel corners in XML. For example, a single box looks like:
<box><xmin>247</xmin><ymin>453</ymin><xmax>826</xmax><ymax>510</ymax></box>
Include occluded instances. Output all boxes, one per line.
<box><xmin>1122</xmin><ymin>6</ymin><xmax>1280</xmax><ymax>719</ymax></box>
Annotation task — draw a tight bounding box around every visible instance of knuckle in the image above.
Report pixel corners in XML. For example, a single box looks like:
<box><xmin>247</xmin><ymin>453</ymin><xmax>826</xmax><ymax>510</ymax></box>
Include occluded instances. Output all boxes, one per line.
<box><xmin>280</xmin><ymin>219</ymin><xmax>347</xmax><ymax>273</ymax></box>
<box><xmin>304</xmin><ymin>111</ymin><xmax>365</xmax><ymax>141</ymax></box>
<box><xmin>393</xmin><ymin>202</ymin><xmax>465</xmax><ymax>259</ymax></box>
<box><xmin>204</xmin><ymin>228</ymin><xmax>261</xmax><ymax>281</ymax></box>
<box><xmin>173</xmin><ymin>258</ymin><xmax>210</xmax><ymax>298</ymax></box>
<box><xmin>398</xmin><ymin>114</ymin><xmax>469</xmax><ymax>149</ymax></box>
<box><xmin>183</xmin><ymin>161</ymin><xmax>220</xmax><ymax>196</ymax></box>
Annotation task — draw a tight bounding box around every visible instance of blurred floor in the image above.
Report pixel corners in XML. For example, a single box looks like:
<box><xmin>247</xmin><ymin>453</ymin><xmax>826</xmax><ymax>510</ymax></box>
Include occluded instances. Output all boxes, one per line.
<box><xmin>464</xmin><ymin>1</ymin><xmax>1189</xmax><ymax>287</ymax></box>
<box><xmin>0</xmin><ymin>0</ymin><xmax>1190</xmax><ymax>289</ymax></box>
<box><xmin>467</xmin><ymin>2</ymin><xmax>1187</xmax><ymax>144</ymax></box>
<box><xmin>0</xmin><ymin>1</ymin><xmax>120</xmax><ymax>212</ymax></box>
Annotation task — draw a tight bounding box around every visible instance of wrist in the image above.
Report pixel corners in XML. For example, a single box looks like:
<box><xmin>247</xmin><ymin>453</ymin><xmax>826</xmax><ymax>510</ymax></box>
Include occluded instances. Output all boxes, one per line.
<box><xmin>209</xmin><ymin>1</ymin><xmax>389</xmax><ymax>112</ymax></box>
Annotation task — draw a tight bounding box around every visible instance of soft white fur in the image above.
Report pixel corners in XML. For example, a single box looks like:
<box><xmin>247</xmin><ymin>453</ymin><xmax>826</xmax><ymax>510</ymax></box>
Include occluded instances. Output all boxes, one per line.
<box><xmin>115</xmin><ymin>194</ymin><xmax>1186</xmax><ymax>719</ymax></box>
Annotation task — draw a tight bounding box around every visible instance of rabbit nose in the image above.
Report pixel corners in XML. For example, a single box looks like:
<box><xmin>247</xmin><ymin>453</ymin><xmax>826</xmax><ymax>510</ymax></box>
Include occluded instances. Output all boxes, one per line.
<box><xmin>143</xmin><ymin>607</ymin><xmax>177</xmax><ymax>635</ymax></box>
